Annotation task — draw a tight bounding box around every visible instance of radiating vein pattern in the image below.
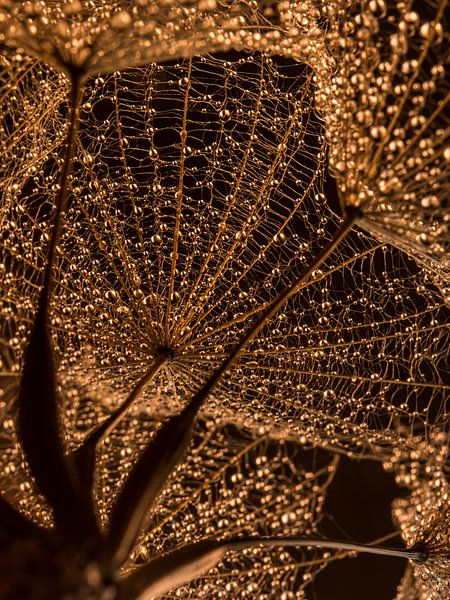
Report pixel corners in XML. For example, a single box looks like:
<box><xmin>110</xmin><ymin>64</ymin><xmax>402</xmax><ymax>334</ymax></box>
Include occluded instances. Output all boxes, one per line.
<box><xmin>0</xmin><ymin>54</ymin><xmax>449</xmax><ymax>487</ymax></box>
<box><xmin>47</xmin><ymin>55</ymin><xmax>449</xmax><ymax>461</ymax></box>
<box><xmin>322</xmin><ymin>0</ymin><xmax>450</xmax><ymax>287</ymax></box>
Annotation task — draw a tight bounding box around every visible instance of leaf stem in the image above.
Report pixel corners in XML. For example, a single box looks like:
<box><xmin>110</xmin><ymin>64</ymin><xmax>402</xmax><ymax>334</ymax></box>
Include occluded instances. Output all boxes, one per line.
<box><xmin>41</xmin><ymin>71</ymin><xmax>83</xmax><ymax>308</ymax></box>
<box><xmin>225</xmin><ymin>536</ymin><xmax>426</xmax><ymax>562</ymax></box>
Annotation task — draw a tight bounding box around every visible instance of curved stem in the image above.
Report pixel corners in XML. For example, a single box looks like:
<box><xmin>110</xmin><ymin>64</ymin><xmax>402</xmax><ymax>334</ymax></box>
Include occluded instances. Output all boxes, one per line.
<box><xmin>16</xmin><ymin>73</ymin><xmax>97</xmax><ymax>542</ymax></box>
<box><xmin>41</xmin><ymin>72</ymin><xmax>83</xmax><ymax>307</ymax></box>
<box><xmin>225</xmin><ymin>536</ymin><xmax>425</xmax><ymax>562</ymax></box>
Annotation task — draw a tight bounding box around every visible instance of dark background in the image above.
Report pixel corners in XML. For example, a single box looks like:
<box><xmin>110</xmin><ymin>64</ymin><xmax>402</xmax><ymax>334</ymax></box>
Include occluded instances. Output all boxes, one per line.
<box><xmin>314</xmin><ymin>455</ymin><xmax>405</xmax><ymax>599</ymax></box>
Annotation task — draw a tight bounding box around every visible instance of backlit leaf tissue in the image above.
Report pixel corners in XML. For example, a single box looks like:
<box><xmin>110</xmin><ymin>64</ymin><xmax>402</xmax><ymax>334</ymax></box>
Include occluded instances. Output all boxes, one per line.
<box><xmin>0</xmin><ymin>1</ymin><xmax>448</xmax><ymax>599</ymax></box>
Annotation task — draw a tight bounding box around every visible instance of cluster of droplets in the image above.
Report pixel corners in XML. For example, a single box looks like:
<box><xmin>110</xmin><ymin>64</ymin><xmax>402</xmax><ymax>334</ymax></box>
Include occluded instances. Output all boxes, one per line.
<box><xmin>0</xmin><ymin>0</ymin><xmax>334</xmax><ymax>76</ymax></box>
<box><xmin>42</xmin><ymin>54</ymin><xmax>447</xmax><ymax>462</ymax></box>
<box><xmin>320</xmin><ymin>0</ymin><xmax>450</xmax><ymax>285</ymax></box>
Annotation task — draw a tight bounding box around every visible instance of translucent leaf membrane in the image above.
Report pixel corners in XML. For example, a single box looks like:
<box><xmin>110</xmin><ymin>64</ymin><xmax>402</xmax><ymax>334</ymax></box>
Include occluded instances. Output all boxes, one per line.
<box><xmin>321</xmin><ymin>0</ymin><xmax>450</xmax><ymax>290</ymax></box>
<box><xmin>53</xmin><ymin>55</ymin><xmax>328</xmax><ymax>404</ymax></box>
<box><xmin>0</xmin><ymin>51</ymin><xmax>66</xmax><ymax>189</ymax></box>
<box><xmin>1</xmin><ymin>53</ymin><xmax>447</xmax><ymax>467</ymax></box>
<box><xmin>0</xmin><ymin>52</ymin><xmax>65</xmax><ymax>324</ymax></box>
<box><xmin>0</xmin><ymin>0</ymin><xmax>332</xmax><ymax>77</ymax></box>
<box><xmin>97</xmin><ymin>416</ymin><xmax>339</xmax><ymax>599</ymax></box>
<box><xmin>34</xmin><ymin>54</ymin><xmax>446</xmax><ymax>463</ymax></box>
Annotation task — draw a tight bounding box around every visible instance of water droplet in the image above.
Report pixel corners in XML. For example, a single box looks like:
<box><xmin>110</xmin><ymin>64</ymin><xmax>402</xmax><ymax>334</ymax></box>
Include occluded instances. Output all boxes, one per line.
<box><xmin>111</xmin><ymin>11</ymin><xmax>132</xmax><ymax>30</ymax></box>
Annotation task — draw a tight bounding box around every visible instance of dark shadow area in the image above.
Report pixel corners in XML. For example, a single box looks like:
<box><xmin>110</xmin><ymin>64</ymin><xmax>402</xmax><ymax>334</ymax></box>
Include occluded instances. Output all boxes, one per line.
<box><xmin>323</xmin><ymin>162</ymin><xmax>341</xmax><ymax>217</ymax></box>
<box><xmin>312</xmin><ymin>456</ymin><xmax>405</xmax><ymax>600</ymax></box>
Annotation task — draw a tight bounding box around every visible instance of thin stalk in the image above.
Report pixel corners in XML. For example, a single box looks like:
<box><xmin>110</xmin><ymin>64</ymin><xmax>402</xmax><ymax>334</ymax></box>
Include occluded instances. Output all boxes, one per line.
<box><xmin>118</xmin><ymin>532</ymin><xmax>425</xmax><ymax>599</ymax></box>
<box><xmin>225</xmin><ymin>536</ymin><xmax>426</xmax><ymax>562</ymax></box>
<box><xmin>16</xmin><ymin>72</ymin><xmax>97</xmax><ymax>542</ymax></box>
<box><xmin>41</xmin><ymin>72</ymin><xmax>83</xmax><ymax>308</ymax></box>
<box><xmin>82</xmin><ymin>349</ymin><xmax>173</xmax><ymax>450</ymax></box>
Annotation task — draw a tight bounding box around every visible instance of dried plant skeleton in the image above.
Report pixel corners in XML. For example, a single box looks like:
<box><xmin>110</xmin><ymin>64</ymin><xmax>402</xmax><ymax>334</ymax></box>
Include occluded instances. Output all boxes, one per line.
<box><xmin>0</xmin><ymin>1</ymin><xmax>448</xmax><ymax>599</ymax></box>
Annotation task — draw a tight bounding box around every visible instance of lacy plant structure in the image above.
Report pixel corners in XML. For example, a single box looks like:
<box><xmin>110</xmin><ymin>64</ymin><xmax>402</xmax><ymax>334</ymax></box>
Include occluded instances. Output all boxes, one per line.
<box><xmin>0</xmin><ymin>1</ymin><xmax>449</xmax><ymax>599</ymax></box>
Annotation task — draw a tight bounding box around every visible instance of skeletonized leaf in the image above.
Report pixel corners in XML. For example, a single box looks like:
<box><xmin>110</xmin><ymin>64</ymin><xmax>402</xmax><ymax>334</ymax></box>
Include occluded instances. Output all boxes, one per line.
<box><xmin>323</xmin><ymin>0</ymin><xmax>450</xmax><ymax>290</ymax></box>
<box><xmin>52</xmin><ymin>56</ymin><xmax>449</xmax><ymax>463</ymax></box>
